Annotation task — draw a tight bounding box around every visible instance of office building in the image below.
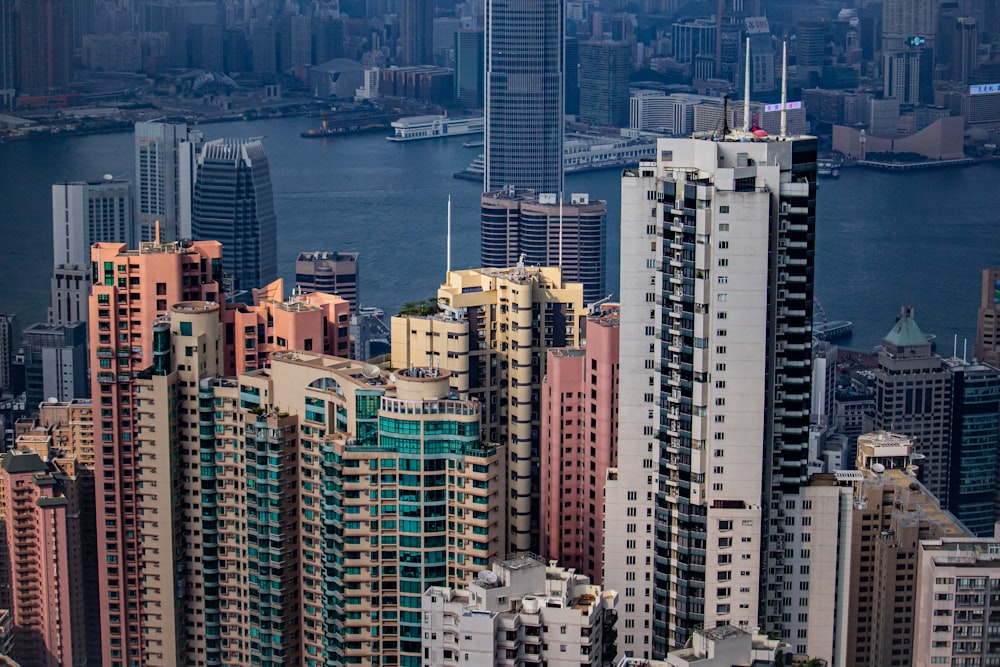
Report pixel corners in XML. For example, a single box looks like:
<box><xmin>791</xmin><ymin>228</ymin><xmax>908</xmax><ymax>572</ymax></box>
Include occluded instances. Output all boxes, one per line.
<box><xmin>671</xmin><ymin>19</ymin><xmax>715</xmax><ymax>64</ymax></box>
<box><xmin>88</xmin><ymin>238</ymin><xmax>223</xmax><ymax>667</ymax></box>
<box><xmin>134</xmin><ymin>121</ymin><xmax>203</xmax><ymax>243</ymax></box>
<box><xmin>192</xmin><ymin>138</ymin><xmax>278</xmax><ymax>293</ymax></box>
<box><xmin>870</xmin><ymin>308</ymin><xmax>952</xmax><ymax>504</ymax></box>
<box><xmin>52</xmin><ymin>178</ymin><xmax>134</xmax><ymax>267</ymax></box>
<box><xmin>914</xmin><ymin>534</ymin><xmax>1000</xmax><ymax>667</ymax></box>
<box><xmin>882</xmin><ymin>0</ymin><xmax>936</xmax><ymax>56</ymax></box>
<box><xmin>607</xmin><ymin>132</ymin><xmax>818</xmax><ymax>657</ymax></box>
<box><xmin>401</xmin><ymin>0</ymin><xmax>433</xmax><ymax>66</ymax></box>
<box><xmin>282</xmin><ymin>14</ymin><xmax>312</xmax><ymax>69</ymax></box>
<box><xmin>884</xmin><ymin>48</ymin><xmax>932</xmax><ymax>105</ymax></box>
<box><xmin>0</xmin><ymin>314</ymin><xmax>14</xmax><ymax>395</ymax></box>
<box><xmin>743</xmin><ymin>16</ymin><xmax>775</xmax><ymax>99</ymax></box>
<box><xmin>952</xmin><ymin>18</ymin><xmax>979</xmax><ymax>84</ymax></box>
<box><xmin>16</xmin><ymin>0</ymin><xmax>72</xmax><ymax>93</ymax></box>
<box><xmin>294</xmin><ymin>251</ymin><xmax>360</xmax><ymax>316</ymax></box>
<box><xmin>484</xmin><ymin>0</ymin><xmax>563</xmax><ymax>194</ymax></box>
<box><xmin>974</xmin><ymin>267</ymin><xmax>1000</xmax><ymax>367</ymax></box>
<box><xmin>0</xmin><ymin>0</ymin><xmax>14</xmax><ymax>108</ymax></box>
<box><xmin>943</xmin><ymin>358</ymin><xmax>1000</xmax><ymax>537</ymax></box>
<box><xmin>578</xmin><ymin>41</ymin><xmax>630</xmax><ymax>128</ymax></box>
<box><xmin>422</xmin><ymin>554</ymin><xmax>618</xmax><ymax>667</ymax></box>
<box><xmin>21</xmin><ymin>321</ymin><xmax>87</xmax><ymax>408</ymax></box>
<box><xmin>252</xmin><ymin>24</ymin><xmax>279</xmax><ymax>74</ymax></box>
<box><xmin>1</xmin><ymin>450</ymin><xmax>87</xmax><ymax>666</ymax></box>
<box><xmin>565</xmin><ymin>36</ymin><xmax>580</xmax><ymax>117</ymax></box>
<box><xmin>48</xmin><ymin>264</ymin><xmax>92</xmax><ymax>326</ymax></box>
<box><xmin>481</xmin><ymin>190</ymin><xmax>607</xmax><ymax>303</ymax></box>
<box><xmin>540</xmin><ymin>306</ymin><xmax>619</xmax><ymax>584</ymax></box>
<box><xmin>391</xmin><ymin>264</ymin><xmax>585</xmax><ymax>553</ymax></box>
<box><xmin>454</xmin><ymin>29</ymin><xmax>484</xmax><ymax>108</ymax></box>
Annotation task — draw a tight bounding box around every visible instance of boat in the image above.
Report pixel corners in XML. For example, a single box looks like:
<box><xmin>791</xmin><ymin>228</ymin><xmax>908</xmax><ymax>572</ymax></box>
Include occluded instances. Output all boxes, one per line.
<box><xmin>387</xmin><ymin>115</ymin><xmax>484</xmax><ymax>142</ymax></box>
<box><xmin>813</xmin><ymin>320</ymin><xmax>853</xmax><ymax>341</ymax></box>
<box><xmin>463</xmin><ymin>139</ymin><xmax>484</xmax><ymax>148</ymax></box>
<box><xmin>818</xmin><ymin>157</ymin><xmax>843</xmax><ymax>179</ymax></box>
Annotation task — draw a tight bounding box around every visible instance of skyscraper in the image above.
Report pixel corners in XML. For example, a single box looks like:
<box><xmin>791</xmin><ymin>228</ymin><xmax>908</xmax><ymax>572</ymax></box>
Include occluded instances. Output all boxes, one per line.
<box><xmin>578</xmin><ymin>40</ymin><xmax>631</xmax><ymax>128</ymax></box>
<box><xmin>454</xmin><ymin>29</ymin><xmax>484</xmax><ymax>108</ymax></box>
<box><xmin>607</xmin><ymin>132</ymin><xmax>817</xmax><ymax>656</ymax></box>
<box><xmin>88</xmin><ymin>238</ymin><xmax>223</xmax><ymax>667</ymax></box>
<box><xmin>974</xmin><ymin>267</ymin><xmax>1000</xmax><ymax>366</ymax></box>
<box><xmin>134</xmin><ymin>121</ymin><xmax>203</xmax><ymax>243</ymax></box>
<box><xmin>952</xmin><ymin>17</ymin><xmax>979</xmax><ymax>84</ymax></box>
<box><xmin>52</xmin><ymin>178</ymin><xmax>134</xmax><ymax>267</ymax></box>
<box><xmin>391</xmin><ymin>265</ymin><xmax>585</xmax><ymax>553</ymax></box>
<box><xmin>0</xmin><ymin>0</ymin><xmax>15</xmax><ymax>108</ymax></box>
<box><xmin>481</xmin><ymin>190</ymin><xmax>607</xmax><ymax>303</ymax></box>
<box><xmin>401</xmin><ymin>0</ymin><xmax>433</xmax><ymax>66</ymax></box>
<box><xmin>484</xmin><ymin>0</ymin><xmax>563</xmax><ymax>194</ymax></box>
<box><xmin>192</xmin><ymin>138</ymin><xmax>277</xmax><ymax>293</ymax></box>
<box><xmin>16</xmin><ymin>0</ymin><xmax>72</xmax><ymax>93</ymax></box>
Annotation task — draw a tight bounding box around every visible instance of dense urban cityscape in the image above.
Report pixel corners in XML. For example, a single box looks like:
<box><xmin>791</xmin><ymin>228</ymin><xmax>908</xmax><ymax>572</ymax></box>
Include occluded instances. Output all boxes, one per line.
<box><xmin>1</xmin><ymin>0</ymin><xmax>1000</xmax><ymax>667</ymax></box>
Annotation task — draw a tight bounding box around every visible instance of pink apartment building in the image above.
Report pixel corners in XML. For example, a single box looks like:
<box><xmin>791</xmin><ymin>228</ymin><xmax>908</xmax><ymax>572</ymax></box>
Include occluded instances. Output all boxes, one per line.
<box><xmin>540</xmin><ymin>306</ymin><xmax>620</xmax><ymax>583</ymax></box>
<box><xmin>1</xmin><ymin>451</ymin><xmax>85</xmax><ymax>667</ymax></box>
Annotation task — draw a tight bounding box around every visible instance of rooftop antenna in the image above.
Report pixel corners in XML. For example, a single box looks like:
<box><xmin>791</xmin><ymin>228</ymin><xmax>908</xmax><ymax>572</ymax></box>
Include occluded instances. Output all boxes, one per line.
<box><xmin>446</xmin><ymin>195</ymin><xmax>452</xmax><ymax>275</ymax></box>
<box><xmin>721</xmin><ymin>95</ymin><xmax>731</xmax><ymax>136</ymax></box>
<box><xmin>743</xmin><ymin>37</ymin><xmax>751</xmax><ymax>134</ymax></box>
<box><xmin>780</xmin><ymin>40</ymin><xmax>788</xmax><ymax>139</ymax></box>
<box><xmin>954</xmin><ymin>333</ymin><xmax>958</xmax><ymax>359</ymax></box>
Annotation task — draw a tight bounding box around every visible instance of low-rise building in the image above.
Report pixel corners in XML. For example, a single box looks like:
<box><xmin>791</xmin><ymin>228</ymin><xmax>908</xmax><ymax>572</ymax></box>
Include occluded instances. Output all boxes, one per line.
<box><xmin>423</xmin><ymin>554</ymin><xmax>618</xmax><ymax>666</ymax></box>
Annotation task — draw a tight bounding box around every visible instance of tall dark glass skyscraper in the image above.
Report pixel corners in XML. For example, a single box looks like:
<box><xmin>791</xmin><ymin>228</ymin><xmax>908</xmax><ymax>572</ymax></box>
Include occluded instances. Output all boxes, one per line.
<box><xmin>484</xmin><ymin>0</ymin><xmax>563</xmax><ymax>194</ymax></box>
<box><xmin>192</xmin><ymin>139</ymin><xmax>277</xmax><ymax>293</ymax></box>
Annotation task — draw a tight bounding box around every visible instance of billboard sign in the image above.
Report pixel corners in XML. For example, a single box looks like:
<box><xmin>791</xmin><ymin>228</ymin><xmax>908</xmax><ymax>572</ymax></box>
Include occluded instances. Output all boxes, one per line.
<box><xmin>970</xmin><ymin>84</ymin><xmax>1000</xmax><ymax>95</ymax></box>
<box><xmin>763</xmin><ymin>101</ymin><xmax>802</xmax><ymax>113</ymax></box>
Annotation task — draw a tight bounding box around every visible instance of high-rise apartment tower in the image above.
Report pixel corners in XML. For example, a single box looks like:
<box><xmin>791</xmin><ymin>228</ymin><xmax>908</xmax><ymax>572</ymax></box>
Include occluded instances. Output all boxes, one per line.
<box><xmin>134</xmin><ymin>121</ymin><xmax>203</xmax><ymax>243</ymax></box>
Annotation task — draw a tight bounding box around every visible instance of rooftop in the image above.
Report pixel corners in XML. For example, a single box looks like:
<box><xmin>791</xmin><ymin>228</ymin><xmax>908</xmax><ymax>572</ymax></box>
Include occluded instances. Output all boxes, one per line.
<box><xmin>883</xmin><ymin>306</ymin><xmax>929</xmax><ymax>349</ymax></box>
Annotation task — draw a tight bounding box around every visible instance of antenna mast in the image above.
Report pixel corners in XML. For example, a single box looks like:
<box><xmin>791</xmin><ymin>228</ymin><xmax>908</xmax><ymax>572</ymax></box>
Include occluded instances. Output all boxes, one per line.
<box><xmin>743</xmin><ymin>37</ymin><xmax>751</xmax><ymax>133</ymax></box>
<box><xmin>446</xmin><ymin>196</ymin><xmax>452</xmax><ymax>275</ymax></box>
<box><xmin>780</xmin><ymin>40</ymin><xmax>788</xmax><ymax>139</ymax></box>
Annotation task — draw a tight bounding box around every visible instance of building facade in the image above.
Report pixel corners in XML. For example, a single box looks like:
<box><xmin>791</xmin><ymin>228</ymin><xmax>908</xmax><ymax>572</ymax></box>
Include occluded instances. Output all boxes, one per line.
<box><xmin>974</xmin><ymin>267</ymin><xmax>1000</xmax><ymax>367</ymax></box>
<box><xmin>134</xmin><ymin>121</ymin><xmax>203</xmax><ymax>243</ymax></box>
<box><xmin>192</xmin><ymin>139</ymin><xmax>278</xmax><ymax>294</ymax></box>
<box><xmin>52</xmin><ymin>179</ymin><xmax>134</xmax><ymax>268</ymax></box>
<box><xmin>481</xmin><ymin>190</ymin><xmax>606</xmax><ymax>304</ymax></box>
<box><xmin>484</xmin><ymin>0</ymin><xmax>563</xmax><ymax>194</ymax></box>
<box><xmin>294</xmin><ymin>251</ymin><xmax>360</xmax><ymax>316</ymax></box>
<box><xmin>578</xmin><ymin>41</ymin><xmax>631</xmax><ymax>128</ymax></box>
<box><xmin>607</xmin><ymin>133</ymin><xmax>817</xmax><ymax>657</ymax></box>
<box><xmin>422</xmin><ymin>554</ymin><xmax>618</xmax><ymax>667</ymax></box>
<box><xmin>454</xmin><ymin>29</ymin><xmax>484</xmax><ymax>108</ymax></box>
<box><xmin>48</xmin><ymin>264</ymin><xmax>92</xmax><ymax>326</ymax></box>
<box><xmin>401</xmin><ymin>0</ymin><xmax>433</xmax><ymax>66</ymax></box>
<box><xmin>391</xmin><ymin>265</ymin><xmax>584</xmax><ymax>553</ymax></box>
<box><xmin>540</xmin><ymin>306</ymin><xmax>619</xmax><ymax>584</ymax></box>
<box><xmin>20</xmin><ymin>321</ymin><xmax>87</xmax><ymax>408</ymax></box>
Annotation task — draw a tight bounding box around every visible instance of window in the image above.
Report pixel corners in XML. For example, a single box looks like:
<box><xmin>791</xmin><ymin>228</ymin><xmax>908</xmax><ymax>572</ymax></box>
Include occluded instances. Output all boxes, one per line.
<box><xmin>717</xmin><ymin>311</ymin><xmax>727</xmax><ymax>319</ymax></box>
<box><xmin>719</xmin><ymin>206</ymin><xmax>730</xmax><ymax>214</ymax></box>
<box><xmin>717</xmin><ymin>276</ymin><xmax>728</xmax><ymax>284</ymax></box>
<box><xmin>718</xmin><ymin>241</ymin><xmax>729</xmax><ymax>249</ymax></box>
<box><xmin>717</xmin><ymin>293</ymin><xmax>727</xmax><ymax>302</ymax></box>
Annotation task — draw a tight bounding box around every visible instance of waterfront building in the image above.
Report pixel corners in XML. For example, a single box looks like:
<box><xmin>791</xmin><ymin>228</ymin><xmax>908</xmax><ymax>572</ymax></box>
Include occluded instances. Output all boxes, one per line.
<box><xmin>16</xmin><ymin>0</ymin><xmax>72</xmax><ymax>93</ymax></box>
<box><xmin>134</xmin><ymin>121</ymin><xmax>203</xmax><ymax>243</ymax></box>
<box><xmin>540</xmin><ymin>306</ymin><xmax>619</xmax><ymax>584</ymax></box>
<box><xmin>1</xmin><ymin>450</ymin><xmax>87</xmax><ymax>666</ymax></box>
<box><xmin>192</xmin><ymin>138</ymin><xmax>278</xmax><ymax>293</ymax></box>
<box><xmin>51</xmin><ymin>178</ymin><xmax>134</xmax><ymax>267</ymax></box>
<box><xmin>88</xmin><ymin>238</ymin><xmax>223</xmax><ymax>667</ymax></box>
<box><xmin>608</xmin><ymin>132</ymin><xmax>817</xmax><ymax>656</ymax></box>
<box><xmin>578</xmin><ymin>40</ymin><xmax>631</xmax><ymax>128</ymax></box>
<box><xmin>48</xmin><ymin>264</ymin><xmax>91</xmax><ymax>326</ymax></box>
<box><xmin>671</xmin><ymin>18</ymin><xmax>716</xmax><ymax>64</ymax></box>
<box><xmin>454</xmin><ymin>29</ymin><xmax>484</xmax><ymax>108</ymax></box>
<box><xmin>20</xmin><ymin>321</ymin><xmax>87</xmax><ymax>408</ymax></box>
<box><xmin>422</xmin><ymin>554</ymin><xmax>618</xmax><ymax>666</ymax></box>
<box><xmin>484</xmin><ymin>0</ymin><xmax>563</xmax><ymax>194</ymax></box>
<box><xmin>481</xmin><ymin>190</ymin><xmax>606</xmax><ymax>304</ymax></box>
<box><xmin>974</xmin><ymin>267</ymin><xmax>1000</xmax><ymax>367</ymax></box>
<box><xmin>391</xmin><ymin>264</ymin><xmax>584</xmax><ymax>553</ymax></box>
<box><xmin>401</xmin><ymin>0</ymin><xmax>433</xmax><ymax>66</ymax></box>
<box><xmin>294</xmin><ymin>251</ymin><xmax>360</xmax><ymax>316</ymax></box>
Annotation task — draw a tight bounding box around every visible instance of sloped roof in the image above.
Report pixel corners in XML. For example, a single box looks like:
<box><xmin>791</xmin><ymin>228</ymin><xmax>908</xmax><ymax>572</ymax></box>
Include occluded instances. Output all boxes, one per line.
<box><xmin>884</xmin><ymin>309</ymin><xmax>928</xmax><ymax>348</ymax></box>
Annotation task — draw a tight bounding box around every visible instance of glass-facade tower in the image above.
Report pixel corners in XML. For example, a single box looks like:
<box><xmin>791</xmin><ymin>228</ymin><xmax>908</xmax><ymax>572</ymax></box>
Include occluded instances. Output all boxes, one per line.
<box><xmin>484</xmin><ymin>0</ymin><xmax>564</xmax><ymax>194</ymax></box>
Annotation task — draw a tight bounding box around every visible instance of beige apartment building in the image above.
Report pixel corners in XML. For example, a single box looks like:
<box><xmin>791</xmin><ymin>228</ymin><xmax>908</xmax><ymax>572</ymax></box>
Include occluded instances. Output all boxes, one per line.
<box><xmin>391</xmin><ymin>264</ymin><xmax>584</xmax><ymax>553</ymax></box>
<box><xmin>131</xmin><ymin>295</ymin><xmax>507</xmax><ymax>667</ymax></box>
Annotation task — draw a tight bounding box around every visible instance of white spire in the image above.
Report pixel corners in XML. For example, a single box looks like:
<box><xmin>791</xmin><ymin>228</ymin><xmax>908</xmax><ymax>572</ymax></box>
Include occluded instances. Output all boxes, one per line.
<box><xmin>743</xmin><ymin>37</ymin><xmax>751</xmax><ymax>133</ymax></box>
<box><xmin>446</xmin><ymin>196</ymin><xmax>452</xmax><ymax>275</ymax></box>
